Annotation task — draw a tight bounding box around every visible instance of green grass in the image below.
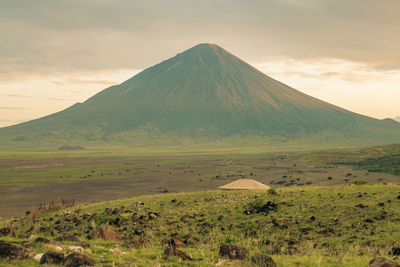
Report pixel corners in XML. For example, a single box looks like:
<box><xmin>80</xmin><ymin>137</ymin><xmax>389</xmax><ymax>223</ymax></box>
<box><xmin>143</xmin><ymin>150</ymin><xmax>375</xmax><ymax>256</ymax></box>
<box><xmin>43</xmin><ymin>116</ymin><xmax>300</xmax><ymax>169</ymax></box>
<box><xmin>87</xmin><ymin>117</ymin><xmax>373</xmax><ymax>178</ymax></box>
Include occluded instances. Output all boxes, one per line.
<box><xmin>1</xmin><ymin>184</ymin><xmax>399</xmax><ymax>266</ymax></box>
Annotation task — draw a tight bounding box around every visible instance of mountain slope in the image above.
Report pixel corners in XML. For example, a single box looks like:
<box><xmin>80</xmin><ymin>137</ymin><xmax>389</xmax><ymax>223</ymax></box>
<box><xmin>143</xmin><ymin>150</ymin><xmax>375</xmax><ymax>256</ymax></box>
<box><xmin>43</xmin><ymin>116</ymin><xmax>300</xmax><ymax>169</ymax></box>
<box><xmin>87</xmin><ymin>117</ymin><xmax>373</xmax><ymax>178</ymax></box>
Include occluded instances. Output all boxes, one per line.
<box><xmin>1</xmin><ymin>43</ymin><xmax>400</xmax><ymax>146</ymax></box>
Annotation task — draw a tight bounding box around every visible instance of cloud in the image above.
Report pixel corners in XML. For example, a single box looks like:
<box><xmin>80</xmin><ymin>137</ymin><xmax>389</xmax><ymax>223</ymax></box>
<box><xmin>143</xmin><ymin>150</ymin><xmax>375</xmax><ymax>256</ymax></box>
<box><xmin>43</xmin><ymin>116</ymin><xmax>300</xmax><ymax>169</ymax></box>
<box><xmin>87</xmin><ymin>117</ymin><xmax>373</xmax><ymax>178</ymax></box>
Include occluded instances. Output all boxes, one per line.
<box><xmin>66</xmin><ymin>78</ymin><xmax>116</xmax><ymax>85</ymax></box>
<box><xmin>0</xmin><ymin>0</ymin><xmax>399</xmax><ymax>80</ymax></box>
<box><xmin>5</xmin><ymin>94</ymin><xmax>31</xmax><ymax>98</ymax></box>
<box><xmin>46</xmin><ymin>97</ymin><xmax>67</xmax><ymax>102</ymax></box>
<box><xmin>0</xmin><ymin>106</ymin><xmax>30</xmax><ymax>110</ymax></box>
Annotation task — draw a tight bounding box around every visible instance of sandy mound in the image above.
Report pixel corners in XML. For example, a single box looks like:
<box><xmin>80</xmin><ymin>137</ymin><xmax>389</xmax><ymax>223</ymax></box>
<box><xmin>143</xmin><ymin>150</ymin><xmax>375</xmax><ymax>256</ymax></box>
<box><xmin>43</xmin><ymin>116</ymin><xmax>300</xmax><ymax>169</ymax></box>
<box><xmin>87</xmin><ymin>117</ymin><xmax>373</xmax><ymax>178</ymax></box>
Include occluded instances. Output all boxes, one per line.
<box><xmin>219</xmin><ymin>179</ymin><xmax>270</xmax><ymax>190</ymax></box>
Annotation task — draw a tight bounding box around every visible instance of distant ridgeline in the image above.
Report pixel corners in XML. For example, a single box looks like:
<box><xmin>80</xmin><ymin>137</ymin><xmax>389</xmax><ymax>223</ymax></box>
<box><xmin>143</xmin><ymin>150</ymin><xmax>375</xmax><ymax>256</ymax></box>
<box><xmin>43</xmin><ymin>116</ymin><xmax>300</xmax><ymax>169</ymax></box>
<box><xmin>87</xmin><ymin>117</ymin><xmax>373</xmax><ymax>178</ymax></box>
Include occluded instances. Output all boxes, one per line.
<box><xmin>1</xmin><ymin>44</ymin><xmax>400</xmax><ymax>149</ymax></box>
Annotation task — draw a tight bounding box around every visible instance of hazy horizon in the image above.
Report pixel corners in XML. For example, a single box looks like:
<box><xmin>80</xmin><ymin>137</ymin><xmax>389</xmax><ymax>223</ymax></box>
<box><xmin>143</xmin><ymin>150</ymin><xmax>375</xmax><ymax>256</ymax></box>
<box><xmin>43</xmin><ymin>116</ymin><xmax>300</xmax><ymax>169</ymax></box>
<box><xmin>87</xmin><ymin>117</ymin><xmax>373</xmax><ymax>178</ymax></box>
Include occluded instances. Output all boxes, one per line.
<box><xmin>1</xmin><ymin>0</ymin><xmax>399</xmax><ymax>127</ymax></box>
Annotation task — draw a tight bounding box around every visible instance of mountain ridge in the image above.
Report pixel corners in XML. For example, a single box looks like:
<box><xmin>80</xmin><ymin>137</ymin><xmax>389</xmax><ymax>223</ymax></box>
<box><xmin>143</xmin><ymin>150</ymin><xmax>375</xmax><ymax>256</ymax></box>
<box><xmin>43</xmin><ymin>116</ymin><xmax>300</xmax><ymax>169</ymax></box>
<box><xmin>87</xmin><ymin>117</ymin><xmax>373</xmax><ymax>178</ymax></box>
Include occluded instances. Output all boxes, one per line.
<box><xmin>1</xmin><ymin>43</ymin><xmax>400</xmax><ymax>148</ymax></box>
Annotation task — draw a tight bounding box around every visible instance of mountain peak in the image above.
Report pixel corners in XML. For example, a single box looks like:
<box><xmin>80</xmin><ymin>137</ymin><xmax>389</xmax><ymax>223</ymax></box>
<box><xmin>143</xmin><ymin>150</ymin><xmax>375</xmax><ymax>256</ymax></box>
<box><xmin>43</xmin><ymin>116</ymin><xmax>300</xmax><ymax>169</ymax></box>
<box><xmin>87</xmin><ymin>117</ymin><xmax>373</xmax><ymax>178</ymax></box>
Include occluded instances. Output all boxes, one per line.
<box><xmin>181</xmin><ymin>43</ymin><xmax>228</xmax><ymax>57</ymax></box>
<box><xmin>2</xmin><ymin>43</ymin><xmax>400</xmax><ymax>147</ymax></box>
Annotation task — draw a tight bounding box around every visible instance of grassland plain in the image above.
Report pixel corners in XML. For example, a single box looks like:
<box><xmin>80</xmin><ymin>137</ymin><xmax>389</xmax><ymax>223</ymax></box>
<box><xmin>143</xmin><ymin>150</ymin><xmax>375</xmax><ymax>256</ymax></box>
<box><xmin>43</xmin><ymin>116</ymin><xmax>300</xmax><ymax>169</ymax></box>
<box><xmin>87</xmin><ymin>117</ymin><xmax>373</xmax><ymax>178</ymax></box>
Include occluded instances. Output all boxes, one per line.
<box><xmin>2</xmin><ymin>144</ymin><xmax>400</xmax><ymax>218</ymax></box>
<box><xmin>1</xmin><ymin>144</ymin><xmax>400</xmax><ymax>218</ymax></box>
<box><xmin>0</xmin><ymin>184</ymin><xmax>400</xmax><ymax>266</ymax></box>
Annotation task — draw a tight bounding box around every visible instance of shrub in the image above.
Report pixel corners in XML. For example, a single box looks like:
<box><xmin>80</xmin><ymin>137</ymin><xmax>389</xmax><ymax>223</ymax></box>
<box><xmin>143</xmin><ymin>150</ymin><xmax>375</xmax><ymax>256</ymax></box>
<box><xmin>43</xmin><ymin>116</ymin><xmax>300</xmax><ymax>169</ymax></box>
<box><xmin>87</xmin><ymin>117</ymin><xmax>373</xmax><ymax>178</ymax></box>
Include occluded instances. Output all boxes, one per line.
<box><xmin>353</xmin><ymin>180</ymin><xmax>367</xmax><ymax>185</ymax></box>
<box><xmin>267</xmin><ymin>188</ymin><xmax>276</xmax><ymax>195</ymax></box>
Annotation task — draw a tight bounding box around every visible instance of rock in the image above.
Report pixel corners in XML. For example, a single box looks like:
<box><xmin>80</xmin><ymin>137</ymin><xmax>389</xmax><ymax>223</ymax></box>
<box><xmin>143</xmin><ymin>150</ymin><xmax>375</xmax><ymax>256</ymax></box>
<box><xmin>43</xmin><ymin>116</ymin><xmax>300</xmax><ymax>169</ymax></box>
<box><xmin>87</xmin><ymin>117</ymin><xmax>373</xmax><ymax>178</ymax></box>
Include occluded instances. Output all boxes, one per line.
<box><xmin>219</xmin><ymin>244</ymin><xmax>249</xmax><ymax>260</ymax></box>
<box><xmin>64</xmin><ymin>252</ymin><xmax>95</xmax><ymax>267</ymax></box>
<box><xmin>148</xmin><ymin>212</ymin><xmax>160</xmax><ymax>219</ymax></box>
<box><xmin>164</xmin><ymin>247</ymin><xmax>192</xmax><ymax>260</ymax></box>
<box><xmin>68</xmin><ymin>245</ymin><xmax>84</xmax><ymax>252</ymax></box>
<box><xmin>96</xmin><ymin>227</ymin><xmax>121</xmax><ymax>241</ymax></box>
<box><xmin>392</xmin><ymin>247</ymin><xmax>400</xmax><ymax>256</ymax></box>
<box><xmin>251</xmin><ymin>254</ymin><xmax>277</xmax><ymax>266</ymax></box>
<box><xmin>0</xmin><ymin>240</ymin><xmax>31</xmax><ymax>259</ymax></box>
<box><xmin>0</xmin><ymin>227</ymin><xmax>12</xmax><ymax>236</ymax></box>
<box><xmin>369</xmin><ymin>257</ymin><xmax>400</xmax><ymax>267</ymax></box>
<box><xmin>34</xmin><ymin>253</ymin><xmax>44</xmax><ymax>261</ymax></box>
<box><xmin>110</xmin><ymin>247</ymin><xmax>127</xmax><ymax>255</ymax></box>
<box><xmin>40</xmin><ymin>251</ymin><xmax>65</xmax><ymax>265</ymax></box>
<box><xmin>45</xmin><ymin>243</ymin><xmax>63</xmax><ymax>252</ymax></box>
<box><xmin>170</xmin><ymin>237</ymin><xmax>186</xmax><ymax>248</ymax></box>
<box><xmin>35</xmin><ymin>237</ymin><xmax>51</xmax><ymax>244</ymax></box>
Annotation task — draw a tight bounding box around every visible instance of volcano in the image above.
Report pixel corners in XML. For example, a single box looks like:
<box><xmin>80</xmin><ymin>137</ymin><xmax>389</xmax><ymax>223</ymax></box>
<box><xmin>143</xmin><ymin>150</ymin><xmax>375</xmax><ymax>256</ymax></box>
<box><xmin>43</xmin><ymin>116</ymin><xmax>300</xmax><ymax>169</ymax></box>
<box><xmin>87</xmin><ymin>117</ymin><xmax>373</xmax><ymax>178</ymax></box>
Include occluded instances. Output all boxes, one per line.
<box><xmin>1</xmin><ymin>43</ymin><xmax>400</xmax><ymax>146</ymax></box>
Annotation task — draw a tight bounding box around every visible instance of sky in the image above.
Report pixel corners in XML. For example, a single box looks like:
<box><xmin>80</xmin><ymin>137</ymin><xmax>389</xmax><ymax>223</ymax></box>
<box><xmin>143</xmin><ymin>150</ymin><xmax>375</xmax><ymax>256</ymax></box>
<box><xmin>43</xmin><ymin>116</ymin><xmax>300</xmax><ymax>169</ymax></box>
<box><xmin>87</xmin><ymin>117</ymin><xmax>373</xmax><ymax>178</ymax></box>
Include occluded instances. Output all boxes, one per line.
<box><xmin>1</xmin><ymin>0</ymin><xmax>400</xmax><ymax>127</ymax></box>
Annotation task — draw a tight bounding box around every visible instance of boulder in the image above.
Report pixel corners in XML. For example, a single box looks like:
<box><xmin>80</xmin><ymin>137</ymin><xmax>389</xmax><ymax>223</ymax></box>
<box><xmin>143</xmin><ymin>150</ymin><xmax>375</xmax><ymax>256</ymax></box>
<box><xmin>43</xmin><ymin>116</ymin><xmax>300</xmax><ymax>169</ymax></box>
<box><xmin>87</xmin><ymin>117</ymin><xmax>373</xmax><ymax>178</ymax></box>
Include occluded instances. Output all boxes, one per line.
<box><xmin>392</xmin><ymin>247</ymin><xmax>400</xmax><ymax>256</ymax></box>
<box><xmin>68</xmin><ymin>245</ymin><xmax>84</xmax><ymax>252</ymax></box>
<box><xmin>40</xmin><ymin>251</ymin><xmax>65</xmax><ymax>265</ymax></box>
<box><xmin>251</xmin><ymin>254</ymin><xmax>277</xmax><ymax>267</ymax></box>
<box><xmin>369</xmin><ymin>257</ymin><xmax>400</xmax><ymax>267</ymax></box>
<box><xmin>64</xmin><ymin>252</ymin><xmax>95</xmax><ymax>267</ymax></box>
<box><xmin>0</xmin><ymin>227</ymin><xmax>12</xmax><ymax>236</ymax></box>
<box><xmin>219</xmin><ymin>244</ymin><xmax>249</xmax><ymax>260</ymax></box>
<box><xmin>0</xmin><ymin>240</ymin><xmax>30</xmax><ymax>259</ymax></box>
<box><xmin>34</xmin><ymin>253</ymin><xmax>44</xmax><ymax>261</ymax></box>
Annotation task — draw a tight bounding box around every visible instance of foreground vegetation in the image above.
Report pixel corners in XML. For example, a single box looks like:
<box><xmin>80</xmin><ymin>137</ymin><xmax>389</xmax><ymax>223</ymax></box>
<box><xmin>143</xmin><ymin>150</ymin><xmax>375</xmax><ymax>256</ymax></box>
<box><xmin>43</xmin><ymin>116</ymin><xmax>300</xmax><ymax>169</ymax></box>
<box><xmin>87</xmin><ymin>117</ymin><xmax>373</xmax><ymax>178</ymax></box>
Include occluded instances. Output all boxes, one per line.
<box><xmin>1</xmin><ymin>184</ymin><xmax>399</xmax><ymax>266</ymax></box>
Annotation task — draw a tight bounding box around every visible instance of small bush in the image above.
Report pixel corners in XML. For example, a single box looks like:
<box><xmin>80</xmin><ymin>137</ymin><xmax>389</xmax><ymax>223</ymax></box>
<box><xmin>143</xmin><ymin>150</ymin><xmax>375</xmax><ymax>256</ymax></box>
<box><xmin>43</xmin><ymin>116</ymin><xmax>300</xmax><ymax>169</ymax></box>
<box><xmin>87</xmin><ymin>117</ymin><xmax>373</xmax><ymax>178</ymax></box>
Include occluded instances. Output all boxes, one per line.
<box><xmin>267</xmin><ymin>188</ymin><xmax>276</xmax><ymax>195</ymax></box>
<box><xmin>353</xmin><ymin>180</ymin><xmax>367</xmax><ymax>185</ymax></box>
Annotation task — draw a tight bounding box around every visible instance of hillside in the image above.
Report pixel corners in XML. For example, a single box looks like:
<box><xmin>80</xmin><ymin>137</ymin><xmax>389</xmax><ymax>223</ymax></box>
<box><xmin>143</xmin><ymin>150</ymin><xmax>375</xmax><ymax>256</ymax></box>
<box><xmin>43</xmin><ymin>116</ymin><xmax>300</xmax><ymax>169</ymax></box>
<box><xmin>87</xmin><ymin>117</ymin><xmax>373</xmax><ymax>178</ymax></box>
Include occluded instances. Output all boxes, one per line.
<box><xmin>1</xmin><ymin>185</ymin><xmax>399</xmax><ymax>266</ymax></box>
<box><xmin>0</xmin><ymin>44</ymin><xmax>400</xmax><ymax>149</ymax></box>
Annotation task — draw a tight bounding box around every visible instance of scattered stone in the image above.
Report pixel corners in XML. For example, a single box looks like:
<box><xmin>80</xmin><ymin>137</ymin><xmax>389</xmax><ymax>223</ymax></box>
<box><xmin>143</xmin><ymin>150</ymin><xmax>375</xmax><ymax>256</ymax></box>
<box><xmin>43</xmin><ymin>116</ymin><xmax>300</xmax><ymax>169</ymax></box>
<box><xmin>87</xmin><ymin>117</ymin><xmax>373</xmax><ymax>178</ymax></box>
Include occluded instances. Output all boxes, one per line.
<box><xmin>64</xmin><ymin>252</ymin><xmax>95</xmax><ymax>267</ymax></box>
<box><xmin>244</xmin><ymin>201</ymin><xmax>277</xmax><ymax>215</ymax></box>
<box><xmin>45</xmin><ymin>243</ymin><xmax>63</xmax><ymax>252</ymax></box>
<box><xmin>0</xmin><ymin>227</ymin><xmax>12</xmax><ymax>236</ymax></box>
<box><xmin>40</xmin><ymin>251</ymin><xmax>65</xmax><ymax>265</ymax></box>
<box><xmin>0</xmin><ymin>240</ymin><xmax>31</xmax><ymax>259</ymax></box>
<box><xmin>110</xmin><ymin>247</ymin><xmax>127</xmax><ymax>255</ymax></box>
<box><xmin>219</xmin><ymin>244</ymin><xmax>249</xmax><ymax>260</ymax></box>
<box><xmin>148</xmin><ymin>212</ymin><xmax>160</xmax><ymax>219</ymax></box>
<box><xmin>34</xmin><ymin>253</ymin><xmax>44</xmax><ymax>261</ymax></box>
<box><xmin>251</xmin><ymin>254</ymin><xmax>277</xmax><ymax>267</ymax></box>
<box><xmin>68</xmin><ymin>245</ymin><xmax>84</xmax><ymax>252</ymax></box>
<box><xmin>369</xmin><ymin>257</ymin><xmax>400</xmax><ymax>267</ymax></box>
<box><xmin>392</xmin><ymin>247</ymin><xmax>400</xmax><ymax>256</ymax></box>
<box><xmin>96</xmin><ymin>227</ymin><xmax>121</xmax><ymax>241</ymax></box>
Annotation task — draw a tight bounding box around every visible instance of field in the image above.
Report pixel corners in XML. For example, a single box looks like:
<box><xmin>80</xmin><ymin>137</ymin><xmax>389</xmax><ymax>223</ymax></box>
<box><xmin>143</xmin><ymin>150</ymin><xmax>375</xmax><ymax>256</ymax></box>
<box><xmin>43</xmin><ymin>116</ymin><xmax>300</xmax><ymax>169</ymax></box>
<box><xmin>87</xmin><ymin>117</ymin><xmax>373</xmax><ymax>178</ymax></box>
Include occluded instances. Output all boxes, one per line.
<box><xmin>0</xmin><ymin>184</ymin><xmax>399</xmax><ymax>266</ymax></box>
<box><xmin>1</xmin><ymin>144</ymin><xmax>400</xmax><ymax>219</ymax></box>
<box><xmin>1</xmin><ymin>144</ymin><xmax>399</xmax><ymax>266</ymax></box>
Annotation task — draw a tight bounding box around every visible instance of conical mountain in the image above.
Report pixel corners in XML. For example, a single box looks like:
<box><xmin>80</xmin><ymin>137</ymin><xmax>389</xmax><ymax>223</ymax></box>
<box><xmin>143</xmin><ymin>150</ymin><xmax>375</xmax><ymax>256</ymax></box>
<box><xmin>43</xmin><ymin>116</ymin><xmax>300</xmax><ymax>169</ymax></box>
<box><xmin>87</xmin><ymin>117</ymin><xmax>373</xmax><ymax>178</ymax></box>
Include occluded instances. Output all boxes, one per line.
<box><xmin>1</xmin><ymin>43</ymin><xmax>400</xmax><ymax>146</ymax></box>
